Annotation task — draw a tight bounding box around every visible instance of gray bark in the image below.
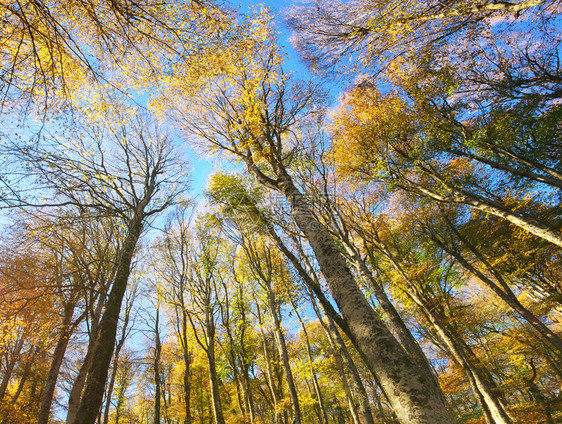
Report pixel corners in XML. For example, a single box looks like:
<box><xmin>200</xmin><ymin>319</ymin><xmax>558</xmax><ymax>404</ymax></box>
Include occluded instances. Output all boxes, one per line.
<box><xmin>264</xmin><ymin>281</ymin><xmax>302</xmax><ymax>424</ymax></box>
<box><xmin>266</xmin><ymin>172</ymin><xmax>454</xmax><ymax>424</ymax></box>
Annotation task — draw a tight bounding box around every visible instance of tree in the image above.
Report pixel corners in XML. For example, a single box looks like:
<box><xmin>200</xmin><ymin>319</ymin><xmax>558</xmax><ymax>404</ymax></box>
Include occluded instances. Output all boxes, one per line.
<box><xmin>156</xmin><ymin>206</ymin><xmax>196</xmax><ymax>424</ymax></box>
<box><xmin>5</xmin><ymin>106</ymin><xmax>185</xmax><ymax>424</ymax></box>
<box><xmin>328</xmin><ymin>76</ymin><xmax>562</xmax><ymax>248</ymax></box>
<box><xmin>286</xmin><ymin>0</ymin><xmax>555</xmax><ymax>78</ymax></box>
<box><xmin>0</xmin><ymin>0</ymin><xmax>233</xmax><ymax>111</ymax></box>
<box><xmin>239</xmin><ymin>235</ymin><xmax>303</xmax><ymax>424</ymax></box>
<box><xmin>175</xmin><ymin>28</ymin><xmax>454</xmax><ymax>419</ymax></box>
<box><xmin>158</xmin><ymin>213</ymin><xmax>228</xmax><ymax>424</ymax></box>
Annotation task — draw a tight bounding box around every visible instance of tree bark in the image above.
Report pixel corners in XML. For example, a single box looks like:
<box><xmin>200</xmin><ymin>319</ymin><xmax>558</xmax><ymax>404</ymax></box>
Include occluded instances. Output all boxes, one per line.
<box><xmin>311</xmin><ymin>296</ymin><xmax>377</xmax><ymax>424</ymax></box>
<box><xmin>265</xmin><ymin>172</ymin><xmax>455</xmax><ymax>424</ymax></box>
<box><xmin>206</xmin><ymin>307</ymin><xmax>226</xmax><ymax>424</ymax></box>
<box><xmin>37</xmin><ymin>301</ymin><xmax>77</xmax><ymax>424</ymax></box>
<box><xmin>263</xmin><ymin>279</ymin><xmax>302</xmax><ymax>424</ymax></box>
<box><xmin>68</xmin><ymin>215</ymin><xmax>144</xmax><ymax>424</ymax></box>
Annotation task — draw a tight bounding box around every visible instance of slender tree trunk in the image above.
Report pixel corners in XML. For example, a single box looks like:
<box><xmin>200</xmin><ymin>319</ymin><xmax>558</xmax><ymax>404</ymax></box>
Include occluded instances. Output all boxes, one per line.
<box><xmin>182</xmin><ymin>354</ymin><xmax>192</xmax><ymax>424</ymax></box>
<box><xmin>102</xmin><ymin>297</ymin><xmax>132</xmax><ymax>424</ymax></box>
<box><xmin>67</xmin><ymin>293</ymin><xmax>105</xmax><ymax>424</ymax></box>
<box><xmin>409</xmin><ymin>174</ymin><xmax>562</xmax><ymax>248</ymax></box>
<box><xmin>237</xmin><ymin>293</ymin><xmax>255</xmax><ymax>424</ymax></box>
<box><xmin>256</xmin><ymin>304</ymin><xmax>280</xmax><ymax>424</ymax></box>
<box><xmin>0</xmin><ymin>347</ymin><xmax>36</xmax><ymax>424</ymax></box>
<box><xmin>0</xmin><ymin>335</ymin><xmax>24</xmax><ymax>402</ymax></box>
<box><xmin>102</xmin><ymin>355</ymin><xmax>118</xmax><ymax>424</ymax></box>
<box><xmin>263</xmin><ymin>279</ymin><xmax>302</xmax><ymax>424</ymax></box>
<box><xmin>173</xmin><ymin>294</ymin><xmax>193</xmax><ymax>424</ymax></box>
<box><xmin>37</xmin><ymin>301</ymin><xmax>77</xmax><ymax>424</ymax></box>
<box><xmin>206</xmin><ymin>310</ymin><xmax>226</xmax><ymax>424</ymax></box>
<box><xmin>219</xmin><ymin>293</ymin><xmax>246</xmax><ymax>421</ymax></box>
<box><xmin>374</xmin><ymin>236</ymin><xmax>512</xmax><ymax>424</ymax></box>
<box><xmin>289</xmin><ymin>298</ymin><xmax>329</xmax><ymax>424</ymax></box>
<box><xmin>177</xmin><ymin>307</ymin><xmax>192</xmax><ymax>424</ymax></box>
<box><xmin>154</xmin><ymin>306</ymin><xmax>162</xmax><ymax>424</ymax></box>
<box><xmin>430</xmin><ymin>228</ymin><xmax>562</xmax><ymax>355</ymax></box>
<box><xmin>270</xmin><ymin>174</ymin><xmax>454</xmax><ymax>424</ymax></box>
<box><xmin>414</xmin><ymin>293</ymin><xmax>512</xmax><ymax>424</ymax></box>
<box><xmin>305</xmin><ymin>344</ymin><xmax>328</xmax><ymax>424</ymax></box>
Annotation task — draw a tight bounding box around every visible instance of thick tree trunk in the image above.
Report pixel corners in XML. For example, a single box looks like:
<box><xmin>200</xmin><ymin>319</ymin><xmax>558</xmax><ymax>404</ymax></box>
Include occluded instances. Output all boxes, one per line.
<box><xmin>68</xmin><ymin>215</ymin><xmax>143</xmax><ymax>424</ymax></box>
<box><xmin>350</xmin><ymin>247</ymin><xmax>439</xmax><ymax>379</ymax></box>
<box><xmin>274</xmin><ymin>174</ymin><xmax>454</xmax><ymax>424</ymax></box>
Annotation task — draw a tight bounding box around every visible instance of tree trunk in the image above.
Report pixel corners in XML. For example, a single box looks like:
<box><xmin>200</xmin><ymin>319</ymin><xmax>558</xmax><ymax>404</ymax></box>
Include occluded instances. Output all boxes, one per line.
<box><xmin>206</xmin><ymin>310</ymin><xmax>226</xmax><ymax>424</ymax></box>
<box><xmin>351</xmin><ymin>245</ymin><xmax>440</xmax><ymax>383</ymax></box>
<box><xmin>290</xmin><ymin>298</ymin><xmax>328</xmax><ymax>424</ymax></box>
<box><xmin>37</xmin><ymin>301</ymin><xmax>77</xmax><ymax>424</ymax></box>
<box><xmin>175</xmin><ymin>304</ymin><xmax>192</xmax><ymax>424</ymax></box>
<box><xmin>103</xmin><ymin>297</ymin><xmax>132</xmax><ymax>424</ymax></box>
<box><xmin>0</xmin><ymin>347</ymin><xmax>37</xmax><ymax>424</ymax></box>
<box><xmin>154</xmin><ymin>305</ymin><xmax>162</xmax><ymax>424</ymax></box>
<box><xmin>263</xmin><ymin>279</ymin><xmax>302</xmax><ymax>424</ymax></box>
<box><xmin>272</xmin><ymin>174</ymin><xmax>454</xmax><ymax>424</ymax></box>
<box><xmin>66</xmin><ymin>291</ymin><xmax>106</xmax><ymax>424</ymax></box>
<box><xmin>409</xmin><ymin>175</ymin><xmax>562</xmax><ymax>248</ymax></box>
<box><xmin>237</xmin><ymin>290</ymin><xmax>256</xmax><ymax>424</ymax></box>
<box><xmin>311</xmin><ymin>296</ymin><xmax>376</xmax><ymax>424</ymax></box>
<box><xmin>413</xmin><ymin>292</ymin><xmax>512</xmax><ymax>424</ymax></box>
<box><xmin>374</xmin><ymin>236</ymin><xmax>512</xmax><ymax>424</ymax></box>
<box><xmin>430</xmin><ymin>229</ymin><xmax>562</xmax><ymax>355</ymax></box>
<box><xmin>0</xmin><ymin>335</ymin><xmax>24</xmax><ymax>402</ymax></box>
<box><xmin>68</xmin><ymin>215</ymin><xmax>144</xmax><ymax>424</ymax></box>
<box><xmin>256</xmin><ymin>304</ymin><xmax>281</xmax><ymax>424</ymax></box>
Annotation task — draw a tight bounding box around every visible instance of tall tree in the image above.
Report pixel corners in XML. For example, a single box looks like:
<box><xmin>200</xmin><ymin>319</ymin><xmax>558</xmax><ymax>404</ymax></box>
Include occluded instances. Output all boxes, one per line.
<box><xmin>176</xmin><ymin>33</ymin><xmax>454</xmax><ymax>420</ymax></box>
<box><xmin>6</xmin><ymin>107</ymin><xmax>186</xmax><ymax>424</ymax></box>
